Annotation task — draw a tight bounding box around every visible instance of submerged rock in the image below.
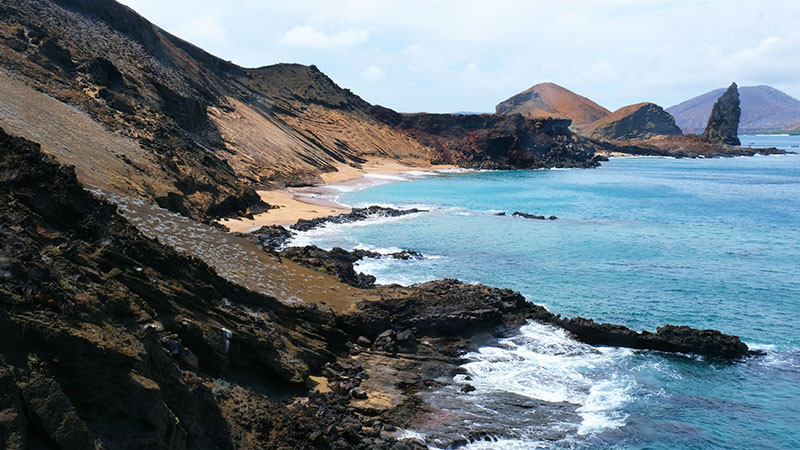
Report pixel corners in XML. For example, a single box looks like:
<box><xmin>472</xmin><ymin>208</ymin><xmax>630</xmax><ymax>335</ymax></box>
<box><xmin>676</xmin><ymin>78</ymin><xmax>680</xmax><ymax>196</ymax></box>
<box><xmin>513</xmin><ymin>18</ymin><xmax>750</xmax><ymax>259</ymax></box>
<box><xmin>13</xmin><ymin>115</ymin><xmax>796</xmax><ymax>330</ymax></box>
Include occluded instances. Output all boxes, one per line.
<box><xmin>702</xmin><ymin>82</ymin><xmax>742</xmax><ymax>146</ymax></box>
<box><xmin>512</xmin><ymin>211</ymin><xmax>557</xmax><ymax>220</ymax></box>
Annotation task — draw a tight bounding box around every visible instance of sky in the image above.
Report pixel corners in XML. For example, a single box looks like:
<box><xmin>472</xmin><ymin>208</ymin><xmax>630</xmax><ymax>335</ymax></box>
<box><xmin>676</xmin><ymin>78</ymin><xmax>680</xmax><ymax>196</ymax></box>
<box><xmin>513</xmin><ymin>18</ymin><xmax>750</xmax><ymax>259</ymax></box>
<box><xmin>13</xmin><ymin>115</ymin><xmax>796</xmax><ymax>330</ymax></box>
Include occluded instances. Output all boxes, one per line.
<box><xmin>117</xmin><ymin>0</ymin><xmax>800</xmax><ymax>113</ymax></box>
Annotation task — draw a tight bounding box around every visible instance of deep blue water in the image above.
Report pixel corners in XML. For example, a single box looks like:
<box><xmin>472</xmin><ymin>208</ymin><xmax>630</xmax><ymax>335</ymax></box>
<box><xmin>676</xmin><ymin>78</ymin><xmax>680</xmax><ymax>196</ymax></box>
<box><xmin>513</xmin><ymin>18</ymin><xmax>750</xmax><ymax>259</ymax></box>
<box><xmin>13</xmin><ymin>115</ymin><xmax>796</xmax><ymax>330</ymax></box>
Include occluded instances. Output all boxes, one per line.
<box><xmin>292</xmin><ymin>135</ymin><xmax>800</xmax><ymax>449</ymax></box>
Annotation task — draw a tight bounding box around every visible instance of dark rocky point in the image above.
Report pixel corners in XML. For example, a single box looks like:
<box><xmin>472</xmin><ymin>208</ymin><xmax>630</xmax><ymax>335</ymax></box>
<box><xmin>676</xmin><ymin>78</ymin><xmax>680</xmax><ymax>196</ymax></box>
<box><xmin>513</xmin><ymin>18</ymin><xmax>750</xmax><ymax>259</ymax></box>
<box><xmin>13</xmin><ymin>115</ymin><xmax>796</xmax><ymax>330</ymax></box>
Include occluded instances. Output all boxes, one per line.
<box><xmin>292</xmin><ymin>206</ymin><xmax>426</xmax><ymax>232</ymax></box>
<box><xmin>702</xmin><ymin>82</ymin><xmax>742</xmax><ymax>146</ymax></box>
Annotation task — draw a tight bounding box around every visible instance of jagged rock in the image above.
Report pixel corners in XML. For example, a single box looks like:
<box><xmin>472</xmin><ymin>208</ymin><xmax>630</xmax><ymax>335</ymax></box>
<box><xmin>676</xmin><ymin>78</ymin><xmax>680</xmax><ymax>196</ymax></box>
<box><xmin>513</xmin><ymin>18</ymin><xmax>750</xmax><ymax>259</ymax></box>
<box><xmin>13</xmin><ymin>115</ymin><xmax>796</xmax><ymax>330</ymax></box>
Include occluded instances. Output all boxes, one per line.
<box><xmin>394</xmin><ymin>114</ymin><xmax>605</xmax><ymax>169</ymax></box>
<box><xmin>239</xmin><ymin>225</ymin><xmax>295</xmax><ymax>250</ymax></box>
<box><xmin>702</xmin><ymin>82</ymin><xmax>741</xmax><ymax>145</ymax></box>
<box><xmin>513</xmin><ymin>211</ymin><xmax>557</xmax><ymax>220</ymax></box>
<box><xmin>292</xmin><ymin>206</ymin><xmax>426</xmax><ymax>232</ymax></box>
<box><xmin>581</xmin><ymin>102</ymin><xmax>682</xmax><ymax>140</ymax></box>
<box><xmin>281</xmin><ymin>246</ymin><xmax>378</xmax><ymax>288</ymax></box>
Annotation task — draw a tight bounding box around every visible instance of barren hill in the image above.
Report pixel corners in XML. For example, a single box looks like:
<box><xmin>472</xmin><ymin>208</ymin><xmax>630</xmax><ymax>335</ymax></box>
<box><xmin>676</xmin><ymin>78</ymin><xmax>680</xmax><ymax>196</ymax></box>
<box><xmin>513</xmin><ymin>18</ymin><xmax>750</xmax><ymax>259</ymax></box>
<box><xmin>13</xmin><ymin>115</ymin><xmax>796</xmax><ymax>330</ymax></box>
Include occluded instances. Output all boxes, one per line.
<box><xmin>667</xmin><ymin>85</ymin><xmax>800</xmax><ymax>134</ymax></box>
<box><xmin>495</xmin><ymin>82</ymin><xmax>611</xmax><ymax>128</ymax></box>
<box><xmin>0</xmin><ymin>0</ymin><xmax>601</xmax><ymax>221</ymax></box>
<box><xmin>581</xmin><ymin>102</ymin><xmax>681</xmax><ymax>141</ymax></box>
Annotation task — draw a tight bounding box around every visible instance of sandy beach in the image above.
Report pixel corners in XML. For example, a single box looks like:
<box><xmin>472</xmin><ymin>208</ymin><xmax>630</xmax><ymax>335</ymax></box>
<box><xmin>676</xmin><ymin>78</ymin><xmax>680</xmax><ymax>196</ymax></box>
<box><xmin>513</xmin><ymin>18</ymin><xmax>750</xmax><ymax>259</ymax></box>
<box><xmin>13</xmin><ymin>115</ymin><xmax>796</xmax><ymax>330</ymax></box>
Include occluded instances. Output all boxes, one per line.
<box><xmin>219</xmin><ymin>159</ymin><xmax>456</xmax><ymax>232</ymax></box>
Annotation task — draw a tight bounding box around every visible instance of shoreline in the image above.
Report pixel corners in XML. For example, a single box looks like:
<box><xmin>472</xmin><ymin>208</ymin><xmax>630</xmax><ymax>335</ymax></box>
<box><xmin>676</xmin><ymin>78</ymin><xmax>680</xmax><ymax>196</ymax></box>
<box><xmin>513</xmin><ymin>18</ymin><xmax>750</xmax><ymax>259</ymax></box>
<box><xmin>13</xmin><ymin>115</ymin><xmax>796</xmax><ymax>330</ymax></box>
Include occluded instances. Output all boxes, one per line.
<box><xmin>219</xmin><ymin>159</ymin><xmax>458</xmax><ymax>232</ymax></box>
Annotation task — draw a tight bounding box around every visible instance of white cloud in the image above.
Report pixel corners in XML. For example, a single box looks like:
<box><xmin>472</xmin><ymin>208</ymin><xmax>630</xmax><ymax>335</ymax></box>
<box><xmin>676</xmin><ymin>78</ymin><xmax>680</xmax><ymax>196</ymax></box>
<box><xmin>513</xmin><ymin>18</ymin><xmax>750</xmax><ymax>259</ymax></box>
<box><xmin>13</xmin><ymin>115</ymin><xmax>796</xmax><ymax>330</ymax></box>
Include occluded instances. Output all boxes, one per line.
<box><xmin>280</xmin><ymin>25</ymin><xmax>368</xmax><ymax>49</ymax></box>
<box><xmin>361</xmin><ymin>65</ymin><xmax>386</xmax><ymax>82</ymax></box>
<box><xmin>118</xmin><ymin>0</ymin><xmax>800</xmax><ymax>112</ymax></box>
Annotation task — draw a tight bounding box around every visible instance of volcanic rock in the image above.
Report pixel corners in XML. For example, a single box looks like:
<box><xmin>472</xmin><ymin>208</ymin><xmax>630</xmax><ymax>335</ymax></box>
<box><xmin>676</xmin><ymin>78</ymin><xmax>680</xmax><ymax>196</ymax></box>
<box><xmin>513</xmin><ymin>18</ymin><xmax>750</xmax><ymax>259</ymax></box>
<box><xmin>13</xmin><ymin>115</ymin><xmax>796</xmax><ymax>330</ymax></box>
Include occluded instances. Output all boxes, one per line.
<box><xmin>581</xmin><ymin>102</ymin><xmax>682</xmax><ymax>140</ymax></box>
<box><xmin>495</xmin><ymin>82</ymin><xmax>611</xmax><ymax>127</ymax></box>
<box><xmin>702</xmin><ymin>82</ymin><xmax>742</xmax><ymax>145</ymax></box>
<box><xmin>291</xmin><ymin>206</ymin><xmax>426</xmax><ymax>232</ymax></box>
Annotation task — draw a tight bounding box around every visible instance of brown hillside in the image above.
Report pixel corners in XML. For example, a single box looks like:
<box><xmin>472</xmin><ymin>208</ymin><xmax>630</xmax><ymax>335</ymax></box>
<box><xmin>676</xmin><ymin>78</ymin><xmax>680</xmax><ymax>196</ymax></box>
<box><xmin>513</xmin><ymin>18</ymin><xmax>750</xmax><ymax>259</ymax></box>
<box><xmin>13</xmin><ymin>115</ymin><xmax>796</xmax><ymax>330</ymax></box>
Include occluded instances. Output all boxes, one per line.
<box><xmin>580</xmin><ymin>102</ymin><xmax>682</xmax><ymax>140</ymax></box>
<box><xmin>0</xmin><ymin>0</ymin><xmax>432</xmax><ymax>220</ymax></box>
<box><xmin>495</xmin><ymin>82</ymin><xmax>611</xmax><ymax>128</ymax></box>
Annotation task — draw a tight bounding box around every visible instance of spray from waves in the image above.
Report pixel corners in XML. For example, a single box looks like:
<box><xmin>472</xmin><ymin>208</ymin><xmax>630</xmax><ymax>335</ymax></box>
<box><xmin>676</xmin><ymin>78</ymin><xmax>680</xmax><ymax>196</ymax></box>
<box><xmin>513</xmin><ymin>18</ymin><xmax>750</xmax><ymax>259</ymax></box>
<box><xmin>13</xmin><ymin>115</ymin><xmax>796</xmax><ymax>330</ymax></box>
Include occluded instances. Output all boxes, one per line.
<box><xmin>455</xmin><ymin>321</ymin><xmax>635</xmax><ymax>440</ymax></box>
<box><xmin>286</xmin><ymin>210</ymin><xmax>429</xmax><ymax>249</ymax></box>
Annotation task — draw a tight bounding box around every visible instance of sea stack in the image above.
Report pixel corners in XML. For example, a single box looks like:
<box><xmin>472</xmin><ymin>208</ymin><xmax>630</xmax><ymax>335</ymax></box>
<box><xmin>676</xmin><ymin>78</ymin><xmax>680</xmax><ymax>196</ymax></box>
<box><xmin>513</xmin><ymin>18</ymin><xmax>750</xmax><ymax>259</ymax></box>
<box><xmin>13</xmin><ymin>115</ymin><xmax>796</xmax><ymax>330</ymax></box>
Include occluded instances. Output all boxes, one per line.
<box><xmin>702</xmin><ymin>82</ymin><xmax>741</xmax><ymax>145</ymax></box>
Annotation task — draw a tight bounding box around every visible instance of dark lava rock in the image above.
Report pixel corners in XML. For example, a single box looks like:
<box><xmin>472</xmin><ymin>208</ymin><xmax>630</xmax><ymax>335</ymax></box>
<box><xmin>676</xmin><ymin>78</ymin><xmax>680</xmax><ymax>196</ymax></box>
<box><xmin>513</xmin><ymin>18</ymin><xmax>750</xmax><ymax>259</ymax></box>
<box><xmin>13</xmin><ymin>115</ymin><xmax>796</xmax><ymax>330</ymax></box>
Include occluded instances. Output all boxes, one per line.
<box><xmin>291</xmin><ymin>205</ymin><xmax>426</xmax><ymax>232</ymax></box>
<box><xmin>460</xmin><ymin>384</ymin><xmax>476</xmax><ymax>393</ymax></box>
<box><xmin>281</xmin><ymin>246</ymin><xmax>377</xmax><ymax>288</ymax></box>
<box><xmin>582</xmin><ymin>102</ymin><xmax>682</xmax><ymax>141</ymax></box>
<box><xmin>512</xmin><ymin>211</ymin><xmax>548</xmax><ymax>220</ymax></box>
<box><xmin>81</xmin><ymin>57</ymin><xmax>125</xmax><ymax>91</ymax></box>
<box><xmin>390</xmin><ymin>249</ymin><xmax>424</xmax><ymax>260</ymax></box>
<box><xmin>551</xmin><ymin>317</ymin><xmax>755</xmax><ymax>359</ymax></box>
<box><xmin>393</xmin><ymin>113</ymin><xmax>605</xmax><ymax>169</ymax></box>
<box><xmin>702</xmin><ymin>82</ymin><xmax>741</xmax><ymax>146</ymax></box>
<box><xmin>241</xmin><ymin>225</ymin><xmax>295</xmax><ymax>250</ymax></box>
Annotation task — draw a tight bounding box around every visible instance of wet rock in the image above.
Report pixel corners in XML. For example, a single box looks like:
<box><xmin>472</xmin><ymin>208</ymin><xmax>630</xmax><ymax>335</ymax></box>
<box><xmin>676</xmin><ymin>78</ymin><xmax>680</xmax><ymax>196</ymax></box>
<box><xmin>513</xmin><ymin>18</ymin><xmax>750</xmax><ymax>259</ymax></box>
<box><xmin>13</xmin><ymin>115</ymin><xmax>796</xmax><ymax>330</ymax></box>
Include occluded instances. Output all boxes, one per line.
<box><xmin>702</xmin><ymin>82</ymin><xmax>741</xmax><ymax>146</ymax></box>
<box><xmin>281</xmin><ymin>245</ymin><xmax>377</xmax><ymax>288</ymax></box>
<box><xmin>461</xmin><ymin>384</ymin><xmax>476</xmax><ymax>393</ymax></box>
<box><xmin>512</xmin><ymin>211</ymin><xmax>547</xmax><ymax>220</ymax></box>
<box><xmin>552</xmin><ymin>317</ymin><xmax>753</xmax><ymax>359</ymax></box>
<box><xmin>291</xmin><ymin>206</ymin><xmax>426</xmax><ymax>232</ymax></box>
<box><xmin>357</xmin><ymin>336</ymin><xmax>372</xmax><ymax>347</ymax></box>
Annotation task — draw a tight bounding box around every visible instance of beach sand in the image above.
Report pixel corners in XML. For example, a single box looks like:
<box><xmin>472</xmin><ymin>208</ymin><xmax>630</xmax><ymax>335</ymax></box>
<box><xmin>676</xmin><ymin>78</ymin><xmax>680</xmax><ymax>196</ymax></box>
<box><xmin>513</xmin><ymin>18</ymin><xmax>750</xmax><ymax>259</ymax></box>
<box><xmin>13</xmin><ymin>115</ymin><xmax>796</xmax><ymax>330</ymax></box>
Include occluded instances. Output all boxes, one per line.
<box><xmin>219</xmin><ymin>159</ymin><xmax>455</xmax><ymax>233</ymax></box>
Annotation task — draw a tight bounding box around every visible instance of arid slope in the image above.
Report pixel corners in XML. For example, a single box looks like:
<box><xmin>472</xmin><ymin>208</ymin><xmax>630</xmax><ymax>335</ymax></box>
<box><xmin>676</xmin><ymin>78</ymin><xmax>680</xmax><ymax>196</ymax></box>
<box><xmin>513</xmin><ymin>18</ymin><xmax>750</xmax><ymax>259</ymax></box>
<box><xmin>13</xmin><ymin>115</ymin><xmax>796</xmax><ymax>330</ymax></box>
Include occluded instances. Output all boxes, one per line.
<box><xmin>496</xmin><ymin>82</ymin><xmax>611</xmax><ymax>128</ymax></box>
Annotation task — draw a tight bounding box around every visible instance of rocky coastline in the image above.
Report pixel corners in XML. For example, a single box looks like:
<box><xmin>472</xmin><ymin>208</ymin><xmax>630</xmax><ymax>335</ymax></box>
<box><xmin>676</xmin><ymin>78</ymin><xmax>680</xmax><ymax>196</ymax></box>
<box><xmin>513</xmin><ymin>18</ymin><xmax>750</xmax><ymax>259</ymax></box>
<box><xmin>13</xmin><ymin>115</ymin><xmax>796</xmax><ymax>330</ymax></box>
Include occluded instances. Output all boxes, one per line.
<box><xmin>0</xmin><ymin>126</ymin><xmax>763</xmax><ymax>449</ymax></box>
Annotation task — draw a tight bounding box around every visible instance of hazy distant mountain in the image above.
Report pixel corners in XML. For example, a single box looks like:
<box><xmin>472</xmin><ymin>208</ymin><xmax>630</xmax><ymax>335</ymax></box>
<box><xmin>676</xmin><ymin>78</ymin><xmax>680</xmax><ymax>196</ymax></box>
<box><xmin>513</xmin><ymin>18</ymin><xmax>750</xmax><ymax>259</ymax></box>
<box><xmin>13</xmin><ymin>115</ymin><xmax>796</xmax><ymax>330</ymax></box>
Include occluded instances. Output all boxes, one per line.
<box><xmin>496</xmin><ymin>82</ymin><xmax>611</xmax><ymax>128</ymax></box>
<box><xmin>667</xmin><ymin>85</ymin><xmax>800</xmax><ymax>134</ymax></box>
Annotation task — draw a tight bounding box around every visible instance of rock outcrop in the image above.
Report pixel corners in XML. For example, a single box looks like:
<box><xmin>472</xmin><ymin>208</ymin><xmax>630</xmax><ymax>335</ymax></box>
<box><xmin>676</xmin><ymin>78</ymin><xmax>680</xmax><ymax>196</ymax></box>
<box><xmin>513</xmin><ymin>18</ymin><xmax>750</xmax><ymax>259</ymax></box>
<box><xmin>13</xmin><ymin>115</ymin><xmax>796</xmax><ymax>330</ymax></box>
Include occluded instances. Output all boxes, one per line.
<box><xmin>0</xmin><ymin>127</ymin><xmax>760</xmax><ymax>449</ymax></box>
<box><xmin>581</xmin><ymin>102</ymin><xmax>682</xmax><ymax>140</ymax></box>
<box><xmin>702</xmin><ymin>82</ymin><xmax>742</xmax><ymax>145</ymax></box>
<box><xmin>292</xmin><ymin>206</ymin><xmax>426</xmax><ymax>232</ymax></box>
<box><xmin>495</xmin><ymin>82</ymin><xmax>611</xmax><ymax>128</ymax></box>
<box><xmin>388</xmin><ymin>114</ymin><xmax>605</xmax><ymax>169</ymax></box>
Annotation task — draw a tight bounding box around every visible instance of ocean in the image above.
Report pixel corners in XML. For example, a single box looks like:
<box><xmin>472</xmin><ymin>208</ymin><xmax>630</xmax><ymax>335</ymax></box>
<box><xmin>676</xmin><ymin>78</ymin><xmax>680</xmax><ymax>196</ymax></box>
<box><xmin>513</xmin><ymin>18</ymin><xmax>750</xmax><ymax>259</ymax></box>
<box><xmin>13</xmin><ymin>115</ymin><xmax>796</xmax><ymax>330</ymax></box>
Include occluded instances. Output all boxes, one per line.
<box><xmin>289</xmin><ymin>135</ymin><xmax>800</xmax><ymax>449</ymax></box>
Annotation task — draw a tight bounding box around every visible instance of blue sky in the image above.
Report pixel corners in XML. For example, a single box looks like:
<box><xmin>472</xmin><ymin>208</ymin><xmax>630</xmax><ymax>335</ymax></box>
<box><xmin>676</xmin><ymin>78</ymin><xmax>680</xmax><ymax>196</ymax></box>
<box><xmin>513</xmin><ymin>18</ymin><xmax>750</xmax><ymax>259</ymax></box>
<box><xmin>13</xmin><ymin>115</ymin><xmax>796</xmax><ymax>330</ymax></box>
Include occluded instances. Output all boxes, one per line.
<box><xmin>119</xmin><ymin>0</ymin><xmax>800</xmax><ymax>113</ymax></box>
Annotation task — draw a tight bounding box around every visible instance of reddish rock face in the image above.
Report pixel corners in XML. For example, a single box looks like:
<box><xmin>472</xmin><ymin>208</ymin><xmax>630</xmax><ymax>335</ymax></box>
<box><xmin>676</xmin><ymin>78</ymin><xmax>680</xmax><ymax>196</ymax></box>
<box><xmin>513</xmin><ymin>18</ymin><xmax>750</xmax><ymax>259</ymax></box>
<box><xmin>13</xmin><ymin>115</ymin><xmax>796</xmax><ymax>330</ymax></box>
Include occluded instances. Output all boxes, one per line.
<box><xmin>495</xmin><ymin>82</ymin><xmax>611</xmax><ymax>127</ymax></box>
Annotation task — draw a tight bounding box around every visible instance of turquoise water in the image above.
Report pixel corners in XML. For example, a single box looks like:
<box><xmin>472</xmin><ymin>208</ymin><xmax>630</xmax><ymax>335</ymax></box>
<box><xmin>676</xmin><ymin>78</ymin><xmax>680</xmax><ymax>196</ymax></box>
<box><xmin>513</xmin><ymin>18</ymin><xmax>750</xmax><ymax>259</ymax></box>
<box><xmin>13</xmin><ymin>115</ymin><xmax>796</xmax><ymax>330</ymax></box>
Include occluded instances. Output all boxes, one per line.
<box><xmin>293</xmin><ymin>136</ymin><xmax>800</xmax><ymax>449</ymax></box>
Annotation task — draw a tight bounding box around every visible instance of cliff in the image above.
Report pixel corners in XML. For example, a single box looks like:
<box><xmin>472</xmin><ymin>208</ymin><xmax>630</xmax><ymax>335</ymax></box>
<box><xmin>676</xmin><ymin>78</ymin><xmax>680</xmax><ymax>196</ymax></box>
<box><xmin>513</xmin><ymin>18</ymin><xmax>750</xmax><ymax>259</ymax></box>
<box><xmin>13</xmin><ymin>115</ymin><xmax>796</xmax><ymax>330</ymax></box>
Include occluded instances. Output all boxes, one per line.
<box><xmin>580</xmin><ymin>102</ymin><xmax>682</xmax><ymax>140</ymax></box>
<box><xmin>495</xmin><ymin>82</ymin><xmax>611</xmax><ymax>128</ymax></box>
<box><xmin>380</xmin><ymin>113</ymin><xmax>604</xmax><ymax>169</ymax></box>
